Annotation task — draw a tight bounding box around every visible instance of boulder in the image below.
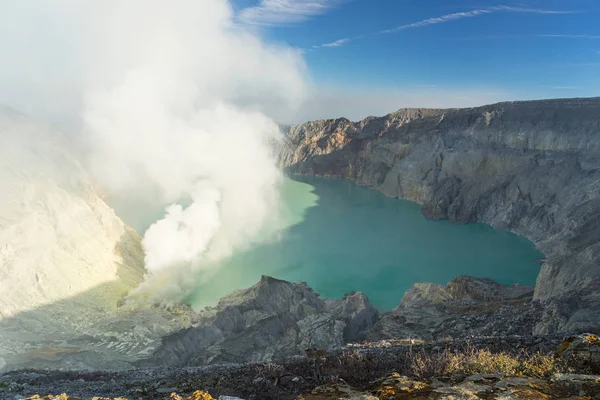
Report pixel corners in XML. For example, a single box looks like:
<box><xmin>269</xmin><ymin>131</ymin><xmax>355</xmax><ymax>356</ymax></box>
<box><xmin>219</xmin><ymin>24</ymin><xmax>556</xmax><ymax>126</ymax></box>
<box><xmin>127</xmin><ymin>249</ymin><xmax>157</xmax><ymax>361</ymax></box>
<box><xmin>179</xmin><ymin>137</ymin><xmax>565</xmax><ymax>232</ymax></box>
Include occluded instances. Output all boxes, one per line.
<box><xmin>556</xmin><ymin>333</ymin><xmax>600</xmax><ymax>364</ymax></box>
<box><xmin>150</xmin><ymin>276</ymin><xmax>378</xmax><ymax>366</ymax></box>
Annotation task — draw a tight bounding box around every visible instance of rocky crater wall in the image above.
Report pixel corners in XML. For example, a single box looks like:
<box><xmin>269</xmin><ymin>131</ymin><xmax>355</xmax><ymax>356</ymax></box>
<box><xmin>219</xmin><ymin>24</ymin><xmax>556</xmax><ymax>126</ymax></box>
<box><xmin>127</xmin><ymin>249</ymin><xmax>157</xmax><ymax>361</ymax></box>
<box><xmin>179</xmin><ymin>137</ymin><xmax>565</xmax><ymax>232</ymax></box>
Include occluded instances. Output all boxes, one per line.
<box><xmin>276</xmin><ymin>97</ymin><xmax>600</xmax><ymax>335</ymax></box>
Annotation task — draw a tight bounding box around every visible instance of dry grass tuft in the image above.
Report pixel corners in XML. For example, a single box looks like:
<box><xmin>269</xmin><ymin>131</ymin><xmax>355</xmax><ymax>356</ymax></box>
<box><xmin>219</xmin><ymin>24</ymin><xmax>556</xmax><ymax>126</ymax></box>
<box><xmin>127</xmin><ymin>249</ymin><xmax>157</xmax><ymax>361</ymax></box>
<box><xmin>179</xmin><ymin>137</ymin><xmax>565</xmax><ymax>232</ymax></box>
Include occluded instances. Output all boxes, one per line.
<box><xmin>408</xmin><ymin>345</ymin><xmax>561</xmax><ymax>379</ymax></box>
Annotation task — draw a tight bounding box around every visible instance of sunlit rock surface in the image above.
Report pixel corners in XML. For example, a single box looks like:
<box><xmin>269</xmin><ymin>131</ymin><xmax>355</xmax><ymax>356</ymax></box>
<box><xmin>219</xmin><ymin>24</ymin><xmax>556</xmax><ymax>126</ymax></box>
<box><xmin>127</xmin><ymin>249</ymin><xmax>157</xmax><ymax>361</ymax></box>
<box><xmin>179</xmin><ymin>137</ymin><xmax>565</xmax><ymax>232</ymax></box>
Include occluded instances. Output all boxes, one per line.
<box><xmin>0</xmin><ymin>107</ymin><xmax>193</xmax><ymax>372</ymax></box>
<box><xmin>0</xmin><ymin>106</ymin><xmax>144</xmax><ymax>317</ymax></box>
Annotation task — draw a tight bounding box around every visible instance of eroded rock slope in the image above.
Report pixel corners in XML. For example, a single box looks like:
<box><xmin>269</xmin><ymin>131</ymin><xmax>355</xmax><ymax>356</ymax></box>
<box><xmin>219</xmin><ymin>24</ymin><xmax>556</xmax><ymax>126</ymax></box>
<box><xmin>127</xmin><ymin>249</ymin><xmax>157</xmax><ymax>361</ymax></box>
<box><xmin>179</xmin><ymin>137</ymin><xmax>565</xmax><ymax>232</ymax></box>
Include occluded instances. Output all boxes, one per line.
<box><xmin>0</xmin><ymin>107</ymin><xmax>193</xmax><ymax>372</ymax></box>
<box><xmin>0</xmin><ymin>106</ymin><xmax>144</xmax><ymax>318</ymax></box>
<box><xmin>150</xmin><ymin>276</ymin><xmax>378</xmax><ymax>366</ymax></box>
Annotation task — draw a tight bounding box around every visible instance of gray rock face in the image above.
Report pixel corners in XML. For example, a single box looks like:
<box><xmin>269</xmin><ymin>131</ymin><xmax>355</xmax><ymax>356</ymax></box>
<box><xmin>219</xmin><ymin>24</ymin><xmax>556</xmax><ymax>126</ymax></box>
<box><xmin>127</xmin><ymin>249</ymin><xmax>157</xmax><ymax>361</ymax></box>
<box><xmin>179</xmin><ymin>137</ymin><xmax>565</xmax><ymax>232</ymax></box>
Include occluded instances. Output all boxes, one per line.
<box><xmin>401</xmin><ymin>276</ymin><xmax>534</xmax><ymax>305</ymax></box>
<box><xmin>367</xmin><ymin>276</ymin><xmax>539</xmax><ymax>340</ymax></box>
<box><xmin>149</xmin><ymin>276</ymin><xmax>378</xmax><ymax>366</ymax></box>
<box><xmin>276</xmin><ymin>97</ymin><xmax>600</xmax><ymax>335</ymax></box>
<box><xmin>556</xmin><ymin>333</ymin><xmax>600</xmax><ymax>363</ymax></box>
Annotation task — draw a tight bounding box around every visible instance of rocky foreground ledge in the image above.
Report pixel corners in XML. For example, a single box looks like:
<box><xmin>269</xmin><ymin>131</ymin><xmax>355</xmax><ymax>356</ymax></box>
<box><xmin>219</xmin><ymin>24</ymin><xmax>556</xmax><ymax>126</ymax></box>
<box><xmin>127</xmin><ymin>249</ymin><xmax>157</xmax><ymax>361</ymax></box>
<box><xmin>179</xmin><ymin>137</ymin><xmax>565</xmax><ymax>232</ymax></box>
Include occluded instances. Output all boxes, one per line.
<box><xmin>3</xmin><ymin>276</ymin><xmax>599</xmax><ymax>399</ymax></box>
<box><xmin>276</xmin><ymin>97</ymin><xmax>600</xmax><ymax>335</ymax></box>
<box><xmin>147</xmin><ymin>275</ymin><xmax>547</xmax><ymax>367</ymax></box>
<box><xmin>3</xmin><ymin>333</ymin><xmax>598</xmax><ymax>399</ymax></box>
<box><xmin>0</xmin><ymin>274</ymin><xmax>566</xmax><ymax>372</ymax></box>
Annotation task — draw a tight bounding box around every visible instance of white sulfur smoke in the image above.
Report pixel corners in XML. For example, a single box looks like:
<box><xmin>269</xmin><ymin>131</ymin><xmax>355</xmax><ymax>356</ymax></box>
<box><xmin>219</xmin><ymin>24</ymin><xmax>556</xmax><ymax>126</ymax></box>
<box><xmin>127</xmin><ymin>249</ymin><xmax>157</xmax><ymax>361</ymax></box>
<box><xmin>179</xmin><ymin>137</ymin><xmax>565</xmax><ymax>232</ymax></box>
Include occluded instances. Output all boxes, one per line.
<box><xmin>0</xmin><ymin>0</ymin><xmax>307</xmax><ymax>304</ymax></box>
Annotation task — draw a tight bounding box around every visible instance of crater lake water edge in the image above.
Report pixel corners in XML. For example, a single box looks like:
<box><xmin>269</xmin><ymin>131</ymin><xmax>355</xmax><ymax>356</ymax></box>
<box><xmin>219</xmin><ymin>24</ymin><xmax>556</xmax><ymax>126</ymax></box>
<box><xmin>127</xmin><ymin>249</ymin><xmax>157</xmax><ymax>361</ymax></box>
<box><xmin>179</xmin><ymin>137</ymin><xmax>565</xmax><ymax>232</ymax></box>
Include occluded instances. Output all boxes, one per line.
<box><xmin>109</xmin><ymin>175</ymin><xmax>543</xmax><ymax>311</ymax></box>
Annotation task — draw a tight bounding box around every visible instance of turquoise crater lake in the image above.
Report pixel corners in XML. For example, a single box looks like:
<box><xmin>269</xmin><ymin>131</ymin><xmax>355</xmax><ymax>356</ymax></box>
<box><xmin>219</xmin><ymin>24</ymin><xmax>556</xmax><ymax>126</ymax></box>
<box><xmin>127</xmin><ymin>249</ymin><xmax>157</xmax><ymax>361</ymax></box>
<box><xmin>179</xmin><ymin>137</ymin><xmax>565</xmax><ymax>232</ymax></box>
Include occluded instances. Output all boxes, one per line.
<box><xmin>109</xmin><ymin>176</ymin><xmax>543</xmax><ymax>311</ymax></box>
<box><xmin>185</xmin><ymin>176</ymin><xmax>542</xmax><ymax>311</ymax></box>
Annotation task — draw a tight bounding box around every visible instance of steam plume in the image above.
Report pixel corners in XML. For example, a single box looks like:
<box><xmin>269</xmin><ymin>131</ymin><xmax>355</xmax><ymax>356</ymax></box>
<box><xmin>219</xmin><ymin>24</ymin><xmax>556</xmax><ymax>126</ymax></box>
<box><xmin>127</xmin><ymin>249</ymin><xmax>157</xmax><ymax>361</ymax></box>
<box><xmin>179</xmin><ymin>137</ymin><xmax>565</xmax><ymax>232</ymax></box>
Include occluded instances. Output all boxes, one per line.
<box><xmin>0</xmin><ymin>0</ymin><xmax>307</xmax><ymax>304</ymax></box>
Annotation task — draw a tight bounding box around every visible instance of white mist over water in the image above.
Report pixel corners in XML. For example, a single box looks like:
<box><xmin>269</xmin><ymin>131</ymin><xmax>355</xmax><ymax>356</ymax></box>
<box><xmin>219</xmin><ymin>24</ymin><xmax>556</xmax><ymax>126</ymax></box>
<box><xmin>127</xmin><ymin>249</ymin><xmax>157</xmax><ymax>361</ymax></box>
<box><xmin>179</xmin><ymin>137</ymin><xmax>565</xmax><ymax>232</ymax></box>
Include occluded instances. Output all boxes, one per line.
<box><xmin>0</xmin><ymin>0</ymin><xmax>308</xmax><ymax>304</ymax></box>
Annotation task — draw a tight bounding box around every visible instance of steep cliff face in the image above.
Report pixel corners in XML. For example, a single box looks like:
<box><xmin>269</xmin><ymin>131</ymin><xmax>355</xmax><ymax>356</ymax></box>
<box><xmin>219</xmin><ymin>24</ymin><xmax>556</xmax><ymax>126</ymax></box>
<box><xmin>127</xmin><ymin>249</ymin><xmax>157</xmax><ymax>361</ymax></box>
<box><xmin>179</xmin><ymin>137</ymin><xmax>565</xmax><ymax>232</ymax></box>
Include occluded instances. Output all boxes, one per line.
<box><xmin>277</xmin><ymin>97</ymin><xmax>600</xmax><ymax>335</ymax></box>
<box><xmin>150</xmin><ymin>276</ymin><xmax>378</xmax><ymax>366</ymax></box>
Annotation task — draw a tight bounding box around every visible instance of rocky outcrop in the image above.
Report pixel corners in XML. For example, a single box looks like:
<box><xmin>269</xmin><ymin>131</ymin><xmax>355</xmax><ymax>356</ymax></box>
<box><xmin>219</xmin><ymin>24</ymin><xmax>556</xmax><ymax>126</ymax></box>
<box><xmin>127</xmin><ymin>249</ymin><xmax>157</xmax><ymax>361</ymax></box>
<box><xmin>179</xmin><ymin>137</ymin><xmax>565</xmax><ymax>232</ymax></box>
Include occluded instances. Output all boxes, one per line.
<box><xmin>556</xmin><ymin>333</ymin><xmax>600</xmax><ymax>362</ymax></box>
<box><xmin>150</xmin><ymin>276</ymin><xmax>378</xmax><ymax>366</ymax></box>
<box><xmin>22</xmin><ymin>373</ymin><xmax>600</xmax><ymax>400</ymax></box>
<box><xmin>367</xmin><ymin>276</ymin><xmax>539</xmax><ymax>340</ymax></box>
<box><xmin>150</xmin><ymin>276</ymin><xmax>542</xmax><ymax>368</ymax></box>
<box><xmin>276</xmin><ymin>97</ymin><xmax>600</xmax><ymax>335</ymax></box>
<box><xmin>401</xmin><ymin>276</ymin><xmax>534</xmax><ymax>305</ymax></box>
<box><xmin>304</xmin><ymin>372</ymin><xmax>600</xmax><ymax>400</ymax></box>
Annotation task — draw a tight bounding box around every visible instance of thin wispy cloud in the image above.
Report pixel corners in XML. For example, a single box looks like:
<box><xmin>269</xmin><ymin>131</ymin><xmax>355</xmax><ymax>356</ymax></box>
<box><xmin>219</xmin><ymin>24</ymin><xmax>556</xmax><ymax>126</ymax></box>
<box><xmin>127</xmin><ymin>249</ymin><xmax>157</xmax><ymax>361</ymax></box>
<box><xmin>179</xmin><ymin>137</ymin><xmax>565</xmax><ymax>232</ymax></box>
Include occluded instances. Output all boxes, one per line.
<box><xmin>238</xmin><ymin>0</ymin><xmax>341</xmax><ymax>26</ymax></box>
<box><xmin>381</xmin><ymin>6</ymin><xmax>578</xmax><ymax>34</ymax></box>
<box><xmin>491</xmin><ymin>5</ymin><xmax>579</xmax><ymax>15</ymax></box>
<box><xmin>381</xmin><ymin>9</ymin><xmax>493</xmax><ymax>34</ymax></box>
<box><xmin>314</xmin><ymin>38</ymin><xmax>349</xmax><ymax>48</ymax></box>
<box><xmin>444</xmin><ymin>34</ymin><xmax>600</xmax><ymax>41</ymax></box>
<box><xmin>313</xmin><ymin>4</ymin><xmax>577</xmax><ymax>49</ymax></box>
<box><xmin>538</xmin><ymin>34</ymin><xmax>600</xmax><ymax>39</ymax></box>
<box><xmin>552</xmin><ymin>86</ymin><xmax>580</xmax><ymax>90</ymax></box>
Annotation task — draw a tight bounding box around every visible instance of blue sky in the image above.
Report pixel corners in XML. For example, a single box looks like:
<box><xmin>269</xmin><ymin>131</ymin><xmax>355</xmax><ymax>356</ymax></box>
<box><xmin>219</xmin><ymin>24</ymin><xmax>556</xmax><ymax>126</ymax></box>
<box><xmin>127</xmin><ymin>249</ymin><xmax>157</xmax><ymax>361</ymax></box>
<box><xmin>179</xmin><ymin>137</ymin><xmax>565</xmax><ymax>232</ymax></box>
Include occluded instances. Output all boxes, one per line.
<box><xmin>233</xmin><ymin>0</ymin><xmax>600</xmax><ymax>121</ymax></box>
